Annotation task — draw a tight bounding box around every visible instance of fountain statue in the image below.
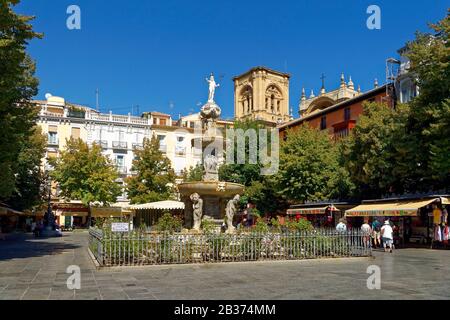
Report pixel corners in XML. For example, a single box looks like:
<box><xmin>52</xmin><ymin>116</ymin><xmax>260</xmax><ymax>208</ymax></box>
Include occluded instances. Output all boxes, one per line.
<box><xmin>225</xmin><ymin>195</ymin><xmax>240</xmax><ymax>234</ymax></box>
<box><xmin>190</xmin><ymin>193</ymin><xmax>203</xmax><ymax>231</ymax></box>
<box><xmin>178</xmin><ymin>73</ymin><xmax>245</xmax><ymax>233</ymax></box>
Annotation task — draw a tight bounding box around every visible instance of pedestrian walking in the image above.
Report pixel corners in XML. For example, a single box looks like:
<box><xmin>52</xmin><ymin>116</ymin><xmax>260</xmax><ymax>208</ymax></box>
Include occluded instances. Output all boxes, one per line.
<box><xmin>371</xmin><ymin>218</ymin><xmax>381</xmax><ymax>248</ymax></box>
<box><xmin>31</xmin><ymin>221</ymin><xmax>36</xmax><ymax>234</ymax></box>
<box><xmin>381</xmin><ymin>220</ymin><xmax>394</xmax><ymax>253</ymax></box>
<box><xmin>336</xmin><ymin>218</ymin><xmax>347</xmax><ymax>233</ymax></box>
<box><xmin>361</xmin><ymin>218</ymin><xmax>372</xmax><ymax>248</ymax></box>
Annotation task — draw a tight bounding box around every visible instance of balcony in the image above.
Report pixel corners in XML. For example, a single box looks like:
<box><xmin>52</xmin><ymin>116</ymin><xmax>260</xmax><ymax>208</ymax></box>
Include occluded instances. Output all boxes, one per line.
<box><xmin>67</xmin><ymin>110</ymin><xmax>86</xmax><ymax>119</ymax></box>
<box><xmin>175</xmin><ymin>146</ymin><xmax>186</xmax><ymax>156</ymax></box>
<box><xmin>116</xmin><ymin>166</ymin><xmax>127</xmax><ymax>175</ymax></box>
<box><xmin>132</xmin><ymin>143</ymin><xmax>144</xmax><ymax>150</ymax></box>
<box><xmin>159</xmin><ymin>144</ymin><xmax>167</xmax><ymax>153</ymax></box>
<box><xmin>112</xmin><ymin>141</ymin><xmax>127</xmax><ymax>150</ymax></box>
<box><xmin>94</xmin><ymin>140</ymin><xmax>108</xmax><ymax>149</ymax></box>
<box><xmin>47</xmin><ymin>139</ymin><xmax>59</xmax><ymax>147</ymax></box>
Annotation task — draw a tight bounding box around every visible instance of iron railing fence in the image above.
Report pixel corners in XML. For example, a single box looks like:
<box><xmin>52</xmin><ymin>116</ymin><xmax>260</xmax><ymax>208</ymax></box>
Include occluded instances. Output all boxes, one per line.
<box><xmin>89</xmin><ymin>228</ymin><xmax>372</xmax><ymax>267</ymax></box>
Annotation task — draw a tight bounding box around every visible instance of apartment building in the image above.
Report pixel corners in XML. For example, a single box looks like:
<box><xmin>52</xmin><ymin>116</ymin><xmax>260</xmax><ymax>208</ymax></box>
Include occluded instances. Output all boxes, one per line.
<box><xmin>34</xmin><ymin>95</ymin><xmax>204</xmax><ymax>202</ymax></box>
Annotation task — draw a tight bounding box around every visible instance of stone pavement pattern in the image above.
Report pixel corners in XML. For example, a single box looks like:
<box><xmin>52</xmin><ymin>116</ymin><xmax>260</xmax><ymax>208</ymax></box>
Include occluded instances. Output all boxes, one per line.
<box><xmin>0</xmin><ymin>232</ymin><xmax>449</xmax><ymax>300</ymax></box>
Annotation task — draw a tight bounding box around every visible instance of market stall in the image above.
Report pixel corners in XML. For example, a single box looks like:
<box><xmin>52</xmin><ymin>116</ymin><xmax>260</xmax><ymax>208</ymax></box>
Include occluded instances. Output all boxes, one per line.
<box><xmin>287</xmin><ymin>202</ymin><xmax>356</xmax><ymax>227</ymax></box>
<box><xmin>345</xmin><ymin>196</ymin><xmax>449</xmax><ymax>247</ymax></box>
<box><xmin>131</xmin><ymin>200</ymin><xmax>185</xmax><ymax>228</ymax></box>
<box><xmin>0</xmin><ymin>204</ymin><xmax>23</xmax><ymax>233</ymax></box>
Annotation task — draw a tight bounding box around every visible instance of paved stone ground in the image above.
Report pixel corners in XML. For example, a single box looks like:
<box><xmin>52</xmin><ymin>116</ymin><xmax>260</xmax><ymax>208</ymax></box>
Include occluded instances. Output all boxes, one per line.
<box><xmin>0</xmin><ymin>232</ymin><xmax>449</xmax><ymax>300</ymax></box>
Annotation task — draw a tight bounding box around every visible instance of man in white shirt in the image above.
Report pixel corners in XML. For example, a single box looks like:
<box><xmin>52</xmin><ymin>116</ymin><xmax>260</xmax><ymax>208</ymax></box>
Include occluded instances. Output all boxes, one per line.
<box><xmin>336</xmin><ymin>218</ymin><xmax>347</xmax><ymax>233</ymax></box>
<box><xmin>381</xmin><ymin>220</ymin><xmax>394</xmax><ymax>253</ymax></box>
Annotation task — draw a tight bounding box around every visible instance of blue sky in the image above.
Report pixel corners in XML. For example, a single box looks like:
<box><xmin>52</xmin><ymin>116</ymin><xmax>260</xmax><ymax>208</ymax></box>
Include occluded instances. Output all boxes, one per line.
<box><xmin>17</xmin><ymin>0</ymin><xmax>449</xmax><ymax>119</ymax></box>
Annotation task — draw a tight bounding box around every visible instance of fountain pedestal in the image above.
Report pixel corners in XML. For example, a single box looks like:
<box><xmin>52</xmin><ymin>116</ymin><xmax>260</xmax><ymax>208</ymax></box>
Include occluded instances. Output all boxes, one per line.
<box><xmin>179</xmin><ymin>73</ymin><xmax>245</xmax><ymax>232</ymax></box>
<box><xmin>179</xmin><ymin>181</ymin><xmax>244</xmax><ymax>229</ymax></box>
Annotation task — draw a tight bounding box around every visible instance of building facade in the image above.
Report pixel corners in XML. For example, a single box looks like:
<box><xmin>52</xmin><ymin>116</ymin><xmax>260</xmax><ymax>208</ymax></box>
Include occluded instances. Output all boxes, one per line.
<box><xmin>233</xmin><ymin>66</ymin><xmax>291</xmax><ymax>124</ymax></box>
<box><xmin>279</xmin><ymin>84</ymin><xmax>391</xmax><ymax>140</ymax></box>
<box><xmin>395</xmin><ymin>46</ymin><xmax>419</xmax><ymax>104</ymax></box>
<box><xmin>35</xmin><ymin>96</ymin><xmax>205</xmax><ymax>203</ymax></box>
<box><xmin>298</xmin><ymin>73</ymin><xmax>361</xmax><ymax>117</ymax></box>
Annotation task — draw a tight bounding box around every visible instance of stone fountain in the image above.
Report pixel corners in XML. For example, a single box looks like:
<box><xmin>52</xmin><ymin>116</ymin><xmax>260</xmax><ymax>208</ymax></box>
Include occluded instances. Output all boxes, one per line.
<box><xmin>178</xmin><ymin>73</ymin><xmax>245</xmax><ymax>233</ymax></box>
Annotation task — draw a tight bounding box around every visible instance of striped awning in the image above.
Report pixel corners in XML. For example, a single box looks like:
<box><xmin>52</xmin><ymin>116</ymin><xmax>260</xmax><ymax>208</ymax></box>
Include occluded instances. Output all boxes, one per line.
<box><xmin>287</xmin><ymin>205</ymin><xmax>339</xmax><ymax>215</ymax></box>
<box><xmin>91</xmin><ymin>207</ymin><xmax>123</xmax><ymax>217</ymax></box>
<box><xmin>60</xmin><ymin>211</ymin><xmax>88</xmax><ymax>217</ymax></box>
<box><xmin>345</xmin><ymin>198</ymin><xmax>438</xmax><ymax>217</ymax></box>
<box><xmin>0</xmin><ymin>206</ymin><xmax>23</xmax><ymax>216</ymax></box>
<box><xmin>130</xmin><ymin>200</ymin><xmax>185</xmax><ymax>210</ymax></box>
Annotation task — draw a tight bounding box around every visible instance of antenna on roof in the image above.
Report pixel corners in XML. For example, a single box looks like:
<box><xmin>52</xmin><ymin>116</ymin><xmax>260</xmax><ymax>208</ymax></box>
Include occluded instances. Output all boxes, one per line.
<box><xmin>96</xmin><ymin>89</ymin><xmax>99</xmax><ymax>112</ymax></box>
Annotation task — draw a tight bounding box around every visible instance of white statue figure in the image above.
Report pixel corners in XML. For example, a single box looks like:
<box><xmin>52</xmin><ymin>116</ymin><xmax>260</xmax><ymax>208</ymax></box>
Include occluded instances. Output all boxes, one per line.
<box><xmin>206</xmin><ymin>73</ymin><xmax>220</xmax><ymax>102</ymax></box>
<box><xmin>190</xmin><ymin>193</ymin><xmax>203</xmax><ymax>231</ymax></box>
<box><xmin>225</xmin><ymin>195</ymin><xmax>240</xmax><ymax>234</ymax></box>
<box><xmin>204</xmin><ymin>154</ymin><xmax>218</xmax><ymax>173</ymax></box>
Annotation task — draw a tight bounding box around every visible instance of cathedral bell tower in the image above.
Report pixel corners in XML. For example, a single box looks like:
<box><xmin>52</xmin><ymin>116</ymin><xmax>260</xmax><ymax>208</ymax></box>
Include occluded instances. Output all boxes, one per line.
<box><xmin>233</xmin><ymin>66</ymin><xmax>290</xmax><ymax>124</ymax></box>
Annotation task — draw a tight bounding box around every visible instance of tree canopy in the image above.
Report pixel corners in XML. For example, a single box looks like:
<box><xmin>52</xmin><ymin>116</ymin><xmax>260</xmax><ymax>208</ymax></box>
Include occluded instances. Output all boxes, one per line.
<box><xmin>275</xmin><ymin>125</ymin><xmax>352</xmax><ymax>203</ymax></box>
<box><xmin>126</xmin><ymin>136</ymin><xmax>176</xmax><ymax>204</ymax></box>
<box><xmin>50</xmin><ymin>138</ymin><xmax>121</xmax><ymax>210</ymax></box>
<box><xmin>403</xmin><ymin>11</ymin><xmax>450</xmax><ymax>190</ymax></box>
<box><xmin>6</xmin><ymin>126</ymin><xmax>46</xmax><ymax>211</ymax></box>
<box><xmin>0</xmin><ymin>0</ymin><xmax>43</xmax><ymax>201</ymax></box>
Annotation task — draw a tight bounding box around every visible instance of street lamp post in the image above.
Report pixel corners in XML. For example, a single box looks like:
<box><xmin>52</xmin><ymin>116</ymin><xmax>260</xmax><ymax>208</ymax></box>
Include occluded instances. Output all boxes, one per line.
<box><xmin>43</xmin><ymin>177</ymin><xmax>55</xmax><ymax>231</ymax></box>
<box><xmin>41</xmin><ymin>168</ymin><xmax>58</xmax><ymax>237</ymax></box>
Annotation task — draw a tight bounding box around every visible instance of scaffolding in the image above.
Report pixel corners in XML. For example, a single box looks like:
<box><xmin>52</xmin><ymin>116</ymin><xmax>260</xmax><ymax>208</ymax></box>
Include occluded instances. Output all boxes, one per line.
<box><xmin>383</xmin><ymin>57</ymin><xmax>401</xmax><ymax>108</ymax></box>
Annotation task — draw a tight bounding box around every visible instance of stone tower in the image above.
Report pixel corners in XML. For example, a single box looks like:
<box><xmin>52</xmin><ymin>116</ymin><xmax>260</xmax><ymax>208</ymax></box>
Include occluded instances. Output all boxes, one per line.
<box><xmin>233</xmin><ymin>66</ymin><xmax>290</xmax><ymax>124</ymax></box>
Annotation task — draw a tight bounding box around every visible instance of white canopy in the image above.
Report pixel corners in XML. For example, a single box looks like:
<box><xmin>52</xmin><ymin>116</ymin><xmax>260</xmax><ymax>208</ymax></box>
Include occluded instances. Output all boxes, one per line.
<box><xmin>130</xmin><ymin>200</ymin><xmax>185</xmax><ymax>210</ymax></box>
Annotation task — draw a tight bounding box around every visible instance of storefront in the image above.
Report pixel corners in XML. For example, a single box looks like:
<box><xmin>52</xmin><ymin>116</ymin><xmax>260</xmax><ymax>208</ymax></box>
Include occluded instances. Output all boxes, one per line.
<box><xmin>56</xmin><ymin>203</ymin><xmax>130</xmax><ymax>229</ymax></box>
<box><xmin>0</xmin><ymin>205</ymin><xmax>23</xmax><ymax>233</ymax></box>
<box><xmin>345</xmin><ymin>196</ymin><xmax>449</xmax><ymax>248</ymax></box>
<box><xmin>287</xmin><ymin>202</ymin><xmax>357</xmax><ymax>228</ymax></box>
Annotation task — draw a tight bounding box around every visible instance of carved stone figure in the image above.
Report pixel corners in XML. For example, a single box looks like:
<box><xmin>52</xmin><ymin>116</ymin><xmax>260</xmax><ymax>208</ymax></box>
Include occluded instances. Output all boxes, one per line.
<box><xmin>216</xmin><ymin>182</ymin><xmax>226</xmax><ymax>192</ymax></box>
<box><xmin>204</xmin><ymin>154</ymin><xmax>217</xmax><ymax>172</ymax></box>
<box><xmin>203</xmin><ymin>154</ymin><xmax>219</xmax><ymax>182</ymax></box>
<box><xmin>190</xmin><ymin>193</ymin><xmax>203</xmax><ymax>231</ymax></box>
<box><xmin>225</xmin><ymin>195</ymin><xmax>240</xmax><ymax>234</ymax></box>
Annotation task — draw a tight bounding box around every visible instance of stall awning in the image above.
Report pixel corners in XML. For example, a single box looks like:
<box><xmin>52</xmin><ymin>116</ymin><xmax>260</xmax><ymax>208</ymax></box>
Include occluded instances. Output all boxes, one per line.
<box><xmin>287</xmin><ymin>205</ymin><xmax>339</xmax><ymax>215</ymax></box>
<box><xmin>345</xmin><ymin>198</ymin><xmax>439</xmax><ymax>217</ymax></box>
<box><xmin>60</xmin><ymin>211</ymin><xmax>88</xmax><ymax>217</ymax></box>
<box><xmin>441</xmin><ymin>197</ymin><xmax>450</xmax><ymax>205</ymax></box>
<box><xmin>130</xmin><ymin>200</ymin><xmax>185</xmax><ymax>210</ymax></box>
<box><xmin>91</xmin><ymin>207</ymin><xmax>123</xmax><ymax>217</ymax></box>
<box><xmin>0</xmin><ymin>206</ymin><xmax>23</xmax><ymax>216</ymax></box>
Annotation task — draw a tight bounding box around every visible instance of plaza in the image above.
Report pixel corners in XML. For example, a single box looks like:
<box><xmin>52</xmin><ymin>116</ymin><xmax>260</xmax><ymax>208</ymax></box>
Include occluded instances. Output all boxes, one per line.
<box><xmin>0</xmin><ymin>232</ymin><xmax>449</xmax><ymax>300</ymax></box>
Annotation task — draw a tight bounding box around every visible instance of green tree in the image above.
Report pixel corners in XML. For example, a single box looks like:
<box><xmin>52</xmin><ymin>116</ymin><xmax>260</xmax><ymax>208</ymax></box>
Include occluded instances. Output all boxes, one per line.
<box><xmin>219</xmin><ymin>120</ymin><xmax>285</xmax><ymax>214</ymax></box>
<box><xmin>219</xmin><ymin>119</ymin><xmax>266</xmax><ymax>186</ymax></box>
<box><xmin>126</xmin><ymin>136</ymin><xmax>176</xmax><ymax>204</ymax></box>
<box><xmin>0</xmin><ymin>0</ymin><xmax>42</xmax><ymax>199</ymax></box>
<box><xmin>6</xmin><ymin>126</ymin><xmax>46</xmax><ymax>211</ymax></box>
<box><xmin>342</xmin><ymin>102</ymin><xmax>409</xmax><ymax>198</ymax></box>
<box><xmin>180</xmin><ymin>163</ymin><xmax>203</xmax><ymax>182</ymax></box>
<box><xmin>275</xmin><ymin>125</ymin><xmax>351</xmax><ymax>203</ymax></box>
<box><xmin>404</xmin><ymin>11</ymin><xmax>450</xmax><ymax>190</ymax></box>
<box><xmin>50</xmin><ymin>138</ymin><xmax>121</xmax><ymax>226</ymax></box>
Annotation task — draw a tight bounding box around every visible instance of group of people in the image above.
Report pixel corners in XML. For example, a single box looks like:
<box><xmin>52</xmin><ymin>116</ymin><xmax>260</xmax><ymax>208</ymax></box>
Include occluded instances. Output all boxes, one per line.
<box><xmin>31</xmin><ymin>220</ymin><xmax>44</xmax><ymax>237</ymax></box>
<box><xmin>362</xmin><ymin>218</ymin><xmax>395</xmax><ymax>253</ymax></box>
<box><xmin>336</xmin><ymin>218</ymin><xmax>396</xmax><ymax>253</ymax></box>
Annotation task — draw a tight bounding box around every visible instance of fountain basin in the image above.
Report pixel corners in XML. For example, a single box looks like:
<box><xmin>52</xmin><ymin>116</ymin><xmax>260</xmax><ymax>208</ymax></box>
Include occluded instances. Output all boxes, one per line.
<box><xmin>178</xmin><ymin>181</ymin><xmax>245</xmax><ymax>229</ymax></box>
<box><xmin>178</xmin><ymin>181</ymin><xmax>244</xmax><ymax>197</ymax></box>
